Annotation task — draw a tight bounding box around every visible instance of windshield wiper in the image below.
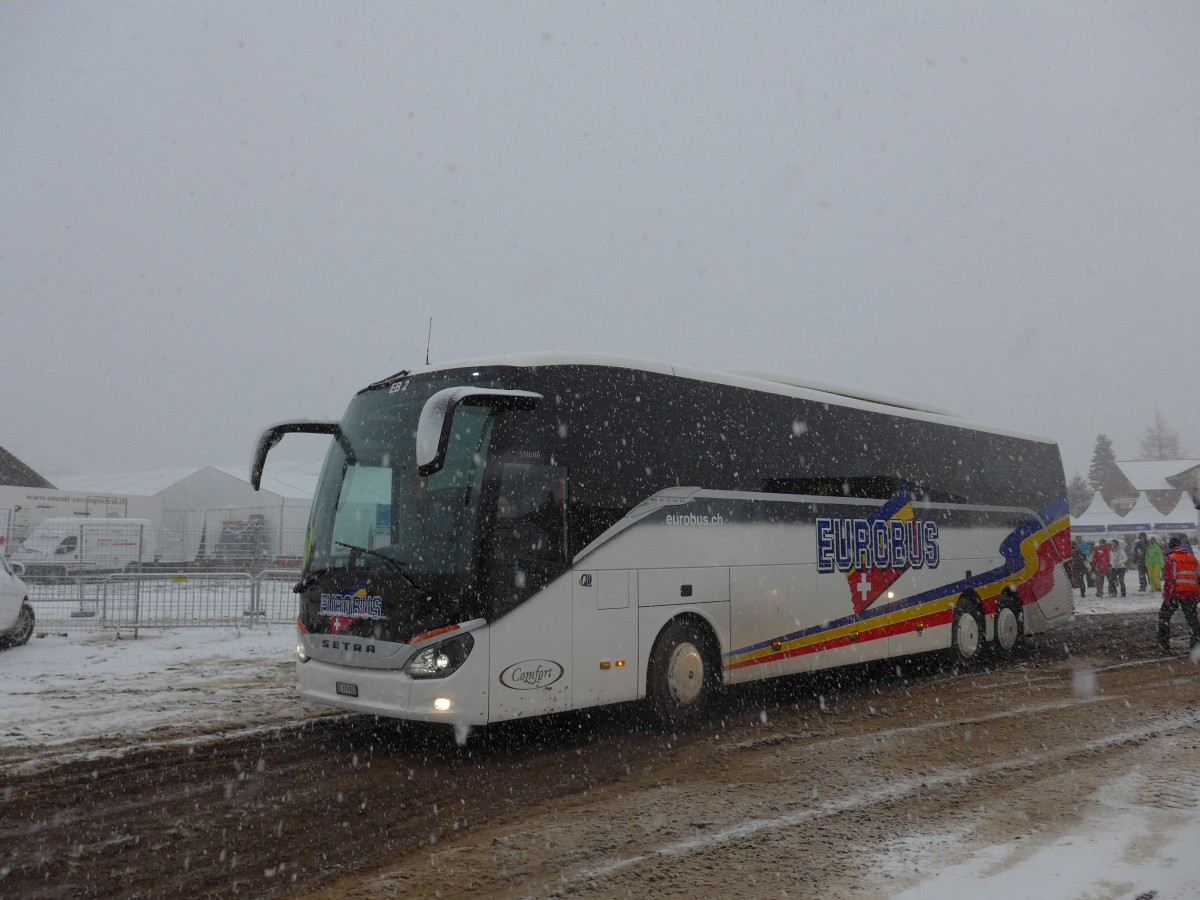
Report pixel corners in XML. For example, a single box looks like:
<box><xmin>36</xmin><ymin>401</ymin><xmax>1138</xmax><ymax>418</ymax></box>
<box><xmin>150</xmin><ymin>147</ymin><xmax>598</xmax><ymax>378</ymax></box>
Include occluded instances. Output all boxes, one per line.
<box><xmin>334</xmin><ymin>541</ymin><xmax>424</xmax><ymax>591</ymax></box>
<box><xmin>293</xmin><ymin>566</ymin><xmax>339</xmax><ymax>593</ymax></box>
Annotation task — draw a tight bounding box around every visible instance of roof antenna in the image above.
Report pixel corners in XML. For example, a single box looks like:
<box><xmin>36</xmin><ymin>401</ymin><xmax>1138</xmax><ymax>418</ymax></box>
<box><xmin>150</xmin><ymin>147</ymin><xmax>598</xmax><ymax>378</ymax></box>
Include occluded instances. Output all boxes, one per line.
<box><xmin>425</xmin><ymin>317</ymin><xmax>433</xmax><ymax>365</ymax></box>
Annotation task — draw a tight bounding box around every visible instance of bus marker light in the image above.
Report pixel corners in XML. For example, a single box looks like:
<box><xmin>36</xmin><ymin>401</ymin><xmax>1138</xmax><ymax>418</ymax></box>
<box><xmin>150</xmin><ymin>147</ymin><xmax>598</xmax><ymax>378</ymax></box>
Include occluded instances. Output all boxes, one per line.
<box><xmin>615</xmin><ymin>660</ymin><xmax>625</xmax><ymax>667</ymax></box>
<box><xmin>772</xmin><ymin>641</ymin><xmax>783</xmax><ymax>652</ymax></box>
<box><xmin>850</xmin><ymin>631</ymin><xmax>860</xmax><ymax>642</ymax></box>
<box><xmin>600</xmin><ymin>661</ymin><xmax>611</xmax><ymax>670</ymax></box>
<box><xmin>434</xmin><ymin>697</ymin><xmax>452</xmax><ymax>711</ymax></box>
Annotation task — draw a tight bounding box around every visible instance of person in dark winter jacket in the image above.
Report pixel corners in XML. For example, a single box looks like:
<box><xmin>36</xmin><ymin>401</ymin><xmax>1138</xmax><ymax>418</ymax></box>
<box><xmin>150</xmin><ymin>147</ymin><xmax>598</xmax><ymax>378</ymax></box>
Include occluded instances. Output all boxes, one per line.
<box><xmin>1133</xmin><ymin>533</ymin><xmax>1149</xmax><ymax>592</ymax></box>
<box><xmin>1071</xmin><ymin>540</ymin><xmax>1088</xmax><ymax>597</ymax></box>
<box><xmin>1108</xmin><ymin>539</ymin><xmax>1127</xmax><ymax>598</ymax></box>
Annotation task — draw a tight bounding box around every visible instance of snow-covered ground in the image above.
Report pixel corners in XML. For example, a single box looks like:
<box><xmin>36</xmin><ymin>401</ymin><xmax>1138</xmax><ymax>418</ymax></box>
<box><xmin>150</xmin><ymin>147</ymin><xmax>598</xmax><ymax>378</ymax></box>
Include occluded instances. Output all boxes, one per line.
<box><xmin>3</xmin><ymin>593</ymin><xmax>1198</xmax><ymax>897</ymax></box>
<box><xmin>0</xmin><ymin>623</ymin><xmax>319</xmax><ymax>774</ymax></box>
<box><xmin>888</xmin><ymin>766</ymin><xmax>1200</xmax><ymax>899</ymax></box>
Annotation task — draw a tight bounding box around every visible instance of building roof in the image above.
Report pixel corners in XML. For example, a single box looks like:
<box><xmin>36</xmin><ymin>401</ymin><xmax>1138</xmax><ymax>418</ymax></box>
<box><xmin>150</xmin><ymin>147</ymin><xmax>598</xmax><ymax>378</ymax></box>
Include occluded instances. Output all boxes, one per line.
<box><xmin>1114</xmin><ymin>459</ymin><xmax>1200</xmax><ymax>492</ymax></box>
<box><xmin>0</xmin><ymin>446</ymin><xmax>54</xmax><ymax>489</ymax></box>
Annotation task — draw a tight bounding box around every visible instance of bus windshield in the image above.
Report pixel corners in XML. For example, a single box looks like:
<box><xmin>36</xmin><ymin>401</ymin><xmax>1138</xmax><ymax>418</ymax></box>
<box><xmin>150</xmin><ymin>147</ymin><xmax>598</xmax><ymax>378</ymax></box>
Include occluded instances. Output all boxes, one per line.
<box><xmin>306</xmin><ymin>374</ymin><xmax>496</xmax><ymax>598</ymax></box>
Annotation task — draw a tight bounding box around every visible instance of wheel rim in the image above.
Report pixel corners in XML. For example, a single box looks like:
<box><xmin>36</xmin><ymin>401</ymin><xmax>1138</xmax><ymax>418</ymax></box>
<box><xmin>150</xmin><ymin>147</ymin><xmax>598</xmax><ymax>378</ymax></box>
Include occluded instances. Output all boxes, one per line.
<box><xmin>996</xmin><ymin>607</ymin><xmax>1019</xmax><ymax>651</ymax></box>
<box><xmin>666</xmin><ymin>642</ymin><xmax>705</xmax><ymax>708</ymax></box>
<box><xmin>14</xmin><ymin>607</ymin><xmax>33</xmax><ymax>643</ymax></box>
<box><xmin>956</xmin><ymin>613</ymin><xmax>980</xmax><ymax>659</ymax></box>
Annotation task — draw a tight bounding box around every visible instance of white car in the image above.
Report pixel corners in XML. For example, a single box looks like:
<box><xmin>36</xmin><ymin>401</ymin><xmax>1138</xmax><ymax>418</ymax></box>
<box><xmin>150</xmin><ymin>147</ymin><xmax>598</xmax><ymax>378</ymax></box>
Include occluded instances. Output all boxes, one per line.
<box><xmin>0</xmin><ymin>551</ymin><xmax>34</xmax><ymax>649</ymax></box>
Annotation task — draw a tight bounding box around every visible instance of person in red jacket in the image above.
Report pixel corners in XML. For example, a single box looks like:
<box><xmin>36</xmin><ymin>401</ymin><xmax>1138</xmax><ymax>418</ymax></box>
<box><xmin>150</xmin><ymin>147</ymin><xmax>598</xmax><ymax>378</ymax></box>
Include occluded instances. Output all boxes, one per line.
<box><xmin>1157</xmin><ymin>536</ymin><xmax>1200</xmax><ymax>654</ymax></box>
<box><xmin>1091</xmin><ymin>539</ymin><xmax>1111</xmax><ymax>598</ymax></box>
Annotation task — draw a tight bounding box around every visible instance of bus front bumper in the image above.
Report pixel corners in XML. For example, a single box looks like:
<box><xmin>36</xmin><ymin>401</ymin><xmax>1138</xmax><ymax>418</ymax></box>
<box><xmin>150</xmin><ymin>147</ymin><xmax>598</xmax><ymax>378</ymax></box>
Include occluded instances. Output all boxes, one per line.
<box><xmin>296</xmin><ymin>653</ymin><xmax>490</xmax><ymax>726</ymax></box>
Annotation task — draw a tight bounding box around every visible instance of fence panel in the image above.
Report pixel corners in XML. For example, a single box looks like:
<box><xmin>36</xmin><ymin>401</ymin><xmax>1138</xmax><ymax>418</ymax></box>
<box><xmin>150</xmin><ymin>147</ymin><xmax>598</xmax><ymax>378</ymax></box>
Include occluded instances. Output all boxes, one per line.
<box><xmin>24</xmin><ymin>575</ymin><xmax>108</xmax><ymax>631</ymax></box>
<box><xmin>26</xmin><ymin>568</ymin><xmax>302</xmax><ymax>632</ymax></box>
<box><xmin>102</xmin><ymin>573</ymin><xmax>257</xmax><ymax>632</ymax></box>
<box><xmin>251</xmin><ymin>569</ymin><xmax>303</xmax><ymax>624</ymax></box>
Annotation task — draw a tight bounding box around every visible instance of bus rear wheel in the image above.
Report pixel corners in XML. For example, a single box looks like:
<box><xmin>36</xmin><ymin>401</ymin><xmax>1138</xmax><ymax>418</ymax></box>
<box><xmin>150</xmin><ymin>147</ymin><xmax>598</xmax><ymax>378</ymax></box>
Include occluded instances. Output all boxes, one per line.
<box><xmin>950</xmin><ymin>596</ymin><xmax>984</xmax><ymax>666</ymax></box>
<box><xmin>648</xmin><ymin>619</ymin><xmax>716</xmax><ymax>729</ymax></box>
<box><xmin>993</xmin><ymin>597</ymin><xmax>1024</xmax><ymax>656</ymax></box>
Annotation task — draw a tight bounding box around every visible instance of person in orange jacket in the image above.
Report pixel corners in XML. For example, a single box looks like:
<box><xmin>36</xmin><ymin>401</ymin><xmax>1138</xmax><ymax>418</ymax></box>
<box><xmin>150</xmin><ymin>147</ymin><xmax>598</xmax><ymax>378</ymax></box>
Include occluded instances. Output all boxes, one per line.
<box><xmin>1157</xmin><ymin>536</ymin><xmax>1200</xmax><ymax>654</ymax></box>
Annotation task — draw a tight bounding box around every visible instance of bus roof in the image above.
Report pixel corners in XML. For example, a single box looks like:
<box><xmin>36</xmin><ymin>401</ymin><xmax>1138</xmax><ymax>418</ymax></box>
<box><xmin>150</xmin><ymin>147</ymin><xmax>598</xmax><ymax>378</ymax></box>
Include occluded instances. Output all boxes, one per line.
<box><xmin>383</xmin><ymin>351</ymin><xmax>1055</xmax><ymax>446</ymax></box>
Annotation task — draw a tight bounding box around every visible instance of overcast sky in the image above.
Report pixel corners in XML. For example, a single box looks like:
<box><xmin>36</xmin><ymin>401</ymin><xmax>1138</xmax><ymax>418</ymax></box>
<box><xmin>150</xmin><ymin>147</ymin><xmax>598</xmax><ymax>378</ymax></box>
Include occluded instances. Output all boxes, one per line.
<box><xmin>3</xmin><ymin>1</ymin><xmax>1198</xmax><ymax>483</ymax></box>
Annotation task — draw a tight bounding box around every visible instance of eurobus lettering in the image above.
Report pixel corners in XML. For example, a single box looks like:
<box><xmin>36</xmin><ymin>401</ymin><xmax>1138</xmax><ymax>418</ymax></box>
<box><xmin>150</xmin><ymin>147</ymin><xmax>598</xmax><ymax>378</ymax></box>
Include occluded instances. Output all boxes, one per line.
<box><xmin>252</xmin><ymin>354</ymin><xmax>1073</xmax><ymax>732</ymax></box>
<box><xmin>815</xmin><ymin>514</ymin><xmax>940</xmax><ymax>573</ymax></box>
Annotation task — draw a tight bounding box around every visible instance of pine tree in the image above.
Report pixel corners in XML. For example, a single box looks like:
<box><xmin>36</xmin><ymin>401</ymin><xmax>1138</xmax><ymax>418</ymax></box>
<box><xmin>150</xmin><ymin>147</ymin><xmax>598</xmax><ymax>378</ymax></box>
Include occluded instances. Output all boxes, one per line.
<box><xmin>1067</xmin><ymin>472</ymin><xmax>1092</xmax><ymax>516</ymax></box>
<box><xmin>1088</xmin><ymin>434</ymin><xmax>1118</xmax><ymax>499</ymax></box>
<box><xmin>1138</xmin><ymin>409</ymin><xmax>1187</xmax><ymax>459</ymax></box>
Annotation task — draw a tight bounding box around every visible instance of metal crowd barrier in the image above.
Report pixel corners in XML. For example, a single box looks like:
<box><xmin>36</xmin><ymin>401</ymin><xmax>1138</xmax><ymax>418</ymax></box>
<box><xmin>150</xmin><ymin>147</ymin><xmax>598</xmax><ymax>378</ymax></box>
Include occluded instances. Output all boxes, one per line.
<box><xmin>24</xmin><ymin>569</ymin><xmax>302</xmax><ymax>634</ymax></box>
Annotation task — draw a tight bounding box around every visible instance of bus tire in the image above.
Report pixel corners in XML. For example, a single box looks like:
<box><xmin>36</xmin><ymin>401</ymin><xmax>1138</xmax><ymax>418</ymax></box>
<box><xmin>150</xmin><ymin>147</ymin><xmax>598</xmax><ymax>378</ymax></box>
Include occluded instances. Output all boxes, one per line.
<box><xmin>993</xmin><ymin>595</ymin><xmax>1024</xmax><ymax>656</ymax></box>
<box><xmin>647</xmin><ymin>618</ymin><xmax>717</xmax><ymax>729</ymax></box>
<box><xmin>950</xmin><ymin>595</ymin><xmax>984</xmax><ymax>666</ymax></box>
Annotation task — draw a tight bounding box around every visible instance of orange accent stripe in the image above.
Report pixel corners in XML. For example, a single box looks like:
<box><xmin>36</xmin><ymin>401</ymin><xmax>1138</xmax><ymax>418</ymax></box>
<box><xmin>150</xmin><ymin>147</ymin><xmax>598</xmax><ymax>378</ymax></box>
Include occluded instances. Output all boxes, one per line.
<box><xmin>408</xmin><ymin>624</ymin><xmax>461</xmax><ymax>644</ymax></box>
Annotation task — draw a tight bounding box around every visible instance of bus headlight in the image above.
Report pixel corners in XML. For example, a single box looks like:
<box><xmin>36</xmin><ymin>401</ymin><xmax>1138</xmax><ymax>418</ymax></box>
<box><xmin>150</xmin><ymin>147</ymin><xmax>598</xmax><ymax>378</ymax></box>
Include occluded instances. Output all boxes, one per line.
<box><xmin>404</xmin><ymin>632</ymin><xmax>475</xmax><ymax>679</ymax></box>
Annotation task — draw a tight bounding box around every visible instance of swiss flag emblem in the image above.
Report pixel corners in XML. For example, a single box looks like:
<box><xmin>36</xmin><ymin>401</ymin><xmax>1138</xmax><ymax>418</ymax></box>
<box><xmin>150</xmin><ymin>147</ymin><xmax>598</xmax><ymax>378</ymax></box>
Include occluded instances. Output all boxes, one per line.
<box><xmin>846</xmin><ymin>566</ymin><xmax>905</xmax><ymax>615</ymax></box>
<box><xmin>329</xmin><ymin>616</ymin><xmax>353</xmax><ymax>635</ymax></box>
<box><xmin>842</xmin><ymin>492</ymin><xmax>916</xmax><ymax>615</ymax></box>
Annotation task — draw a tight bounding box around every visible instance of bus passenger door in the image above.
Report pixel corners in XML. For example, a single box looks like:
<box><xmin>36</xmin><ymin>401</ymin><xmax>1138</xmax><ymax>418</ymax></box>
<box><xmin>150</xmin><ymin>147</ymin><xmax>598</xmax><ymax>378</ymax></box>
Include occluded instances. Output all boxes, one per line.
<box><xmin>488</xmin><ymin>576</ymin><xmax>575</xmax><ymax>722</ymax></box>
<box><xmin>572</xmin><ymin>570</ymin><xmax>639</xmax><ymax>709</ymax></box>
<box><xmin>487</xmin><ymin>462</ymin><xmax>574</xmax><ymax>723</ymax></box>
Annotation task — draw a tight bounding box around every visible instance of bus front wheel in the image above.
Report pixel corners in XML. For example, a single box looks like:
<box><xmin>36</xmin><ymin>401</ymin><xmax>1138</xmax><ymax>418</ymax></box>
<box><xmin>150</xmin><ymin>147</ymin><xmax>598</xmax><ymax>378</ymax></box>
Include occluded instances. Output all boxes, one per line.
<box><xmin>648</xmin><ymin>619</ymin><xmax>717</xmax><ymax>729</ymax></box>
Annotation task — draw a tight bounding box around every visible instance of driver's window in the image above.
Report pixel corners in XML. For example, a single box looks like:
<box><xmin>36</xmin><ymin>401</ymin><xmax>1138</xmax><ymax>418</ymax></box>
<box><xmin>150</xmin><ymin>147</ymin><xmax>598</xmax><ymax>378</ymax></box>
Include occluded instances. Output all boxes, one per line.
<box><xmin>56</xmin><ymin>535</ymin><xmax>78</xmax><ymax>555</ymax></box>
<box><xmin>490</xmin><ymin>462</ymin><xmax>567</xmax><ymax>615</ymax></box>
<box><xmin>495</xmin><ymin>464</ymin><xmax>567</xmax><ymax>559</ymax></box>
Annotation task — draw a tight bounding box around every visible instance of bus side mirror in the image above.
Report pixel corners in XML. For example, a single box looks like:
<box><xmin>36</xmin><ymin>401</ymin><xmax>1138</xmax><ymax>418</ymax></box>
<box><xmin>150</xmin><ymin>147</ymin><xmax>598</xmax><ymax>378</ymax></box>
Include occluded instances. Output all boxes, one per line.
<box><xmin>416</xmin><ymin>388</ymin><xmax>542</xmax><ymax>477</ymax></box>
<box><xmin>250</xmin><ymin>420</ymin><xmax>341</xmax><ymax>490</ymax></box>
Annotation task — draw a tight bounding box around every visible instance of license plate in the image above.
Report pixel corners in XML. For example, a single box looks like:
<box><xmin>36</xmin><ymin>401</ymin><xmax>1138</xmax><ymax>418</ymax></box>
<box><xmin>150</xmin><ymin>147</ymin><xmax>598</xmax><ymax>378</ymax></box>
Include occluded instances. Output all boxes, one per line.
<box><xmin>335</xmin><ymin>681</ymin><xmax>359</xmax><ymax>697</ymax></box>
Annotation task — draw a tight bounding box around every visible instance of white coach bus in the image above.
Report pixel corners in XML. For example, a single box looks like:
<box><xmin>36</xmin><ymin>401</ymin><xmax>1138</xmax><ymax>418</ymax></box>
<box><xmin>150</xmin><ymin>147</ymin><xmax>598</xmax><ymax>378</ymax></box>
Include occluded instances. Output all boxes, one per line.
<box><xmin>252</xmin><ymin>354</ymin><xmax>1072</xmax><ymax>730</ymax></box>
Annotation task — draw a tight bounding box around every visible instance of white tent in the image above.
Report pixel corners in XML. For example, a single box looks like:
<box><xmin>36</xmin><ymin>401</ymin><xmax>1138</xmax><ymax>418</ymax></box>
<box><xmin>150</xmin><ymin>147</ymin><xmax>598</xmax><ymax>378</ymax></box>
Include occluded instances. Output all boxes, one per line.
<box><xmin>1071</xmin><ymin>492</ymin><xmax>1123</xmax><ymax>537</ymax></box>
<box><xmin>53</xmin><ymin>461</ymin><xmax>320</xmax><ymax>563</ymax></box>
<box><xmin>1107</xmin><ymin>491</ymin><xmax>1167</xmax><ymax>537</ymax></box>
<box><xmin>1157</xmin><ymin>491</ymin><xmax>1199</xmax><ymax>538</ymax></box>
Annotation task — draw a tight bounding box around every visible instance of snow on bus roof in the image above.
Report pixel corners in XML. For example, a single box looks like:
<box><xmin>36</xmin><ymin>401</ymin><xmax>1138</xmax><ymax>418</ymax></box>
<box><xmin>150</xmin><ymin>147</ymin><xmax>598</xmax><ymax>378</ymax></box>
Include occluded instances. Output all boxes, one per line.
<box><xmin>393</xmin><ymin>351</ymin><xmax>1054</xmax><ymax>446</ymax></box>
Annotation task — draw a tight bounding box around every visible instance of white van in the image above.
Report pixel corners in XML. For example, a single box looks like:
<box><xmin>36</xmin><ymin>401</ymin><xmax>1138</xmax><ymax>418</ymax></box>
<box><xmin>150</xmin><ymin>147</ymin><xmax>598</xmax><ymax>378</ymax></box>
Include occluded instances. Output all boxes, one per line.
<box><xmin>11</xmin><ymin>517</ymin><xmax>157</xmax><ymax>576</ymax></box>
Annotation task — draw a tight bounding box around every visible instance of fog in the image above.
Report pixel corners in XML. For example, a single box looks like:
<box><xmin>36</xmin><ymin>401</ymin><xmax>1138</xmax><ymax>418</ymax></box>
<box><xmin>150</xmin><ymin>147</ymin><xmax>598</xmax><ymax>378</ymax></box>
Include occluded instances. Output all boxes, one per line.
<box><xmin>4</xmin><ymin>2</ymin><xmax>1198</xmax><ymax>480</ymax></box>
